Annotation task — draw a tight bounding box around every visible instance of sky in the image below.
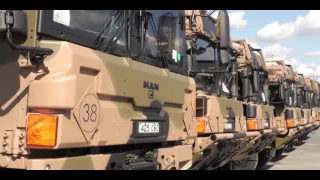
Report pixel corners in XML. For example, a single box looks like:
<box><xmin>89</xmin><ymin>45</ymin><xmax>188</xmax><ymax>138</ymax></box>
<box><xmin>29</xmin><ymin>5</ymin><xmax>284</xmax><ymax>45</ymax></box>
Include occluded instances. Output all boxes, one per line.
<box><xmin>210</xmin><ymin>10</ymin><xmax>320</xmax><ymax>79</ymax></box>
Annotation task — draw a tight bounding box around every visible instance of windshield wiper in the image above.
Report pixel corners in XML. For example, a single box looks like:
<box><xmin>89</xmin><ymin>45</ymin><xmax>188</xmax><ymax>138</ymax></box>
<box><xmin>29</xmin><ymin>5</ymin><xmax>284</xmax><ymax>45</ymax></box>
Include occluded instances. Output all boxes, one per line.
<box><xmin>96</xmin><ymin>10</ymin><xmax>135</xmax><ymax>53</ymax></box>
<box><xmin>95</xmin><ymin>10</ymin><xmax>122</xmax><ymax>48</ymax></box>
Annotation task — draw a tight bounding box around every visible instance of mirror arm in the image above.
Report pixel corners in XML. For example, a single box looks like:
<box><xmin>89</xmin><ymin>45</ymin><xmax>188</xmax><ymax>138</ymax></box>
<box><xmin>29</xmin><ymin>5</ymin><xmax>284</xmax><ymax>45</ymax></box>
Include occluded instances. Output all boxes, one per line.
<box><xmin>4</xmin><ymin>10</ymin><xmax>54</xmax><ymax>65</ymax></box>
<box><xmin>6</xmin><ymin>32</ymin><xmax>53</xmax><ymax>55</ymax></box>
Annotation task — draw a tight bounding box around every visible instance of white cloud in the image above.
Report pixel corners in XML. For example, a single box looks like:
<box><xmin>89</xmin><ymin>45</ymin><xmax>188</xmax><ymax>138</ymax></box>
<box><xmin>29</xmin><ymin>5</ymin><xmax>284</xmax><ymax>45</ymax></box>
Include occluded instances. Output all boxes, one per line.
<box><xmin>262</xmin><ymin>43</ymin><xmax>294</xmax><ymax>60</ymax></box>
<box><xmin>306</xmin><ymin>51</ymin><xmax>320</xmax><ymax>57</ymax></box>
<box><xmin>285</xmin><ymin>59</ymin><xmax>320</xmax><ymax>78</ymax></box>
<box><xmin>256</xmin><ymin>10</ymin><xmax>320</xmax><ymax>42</ymax></box>
<box><xmin>246</xmin><ymin>39</ymin><xmax>260</xmax><ymax>49</ymax></box>
<box><xmin>211</xmin><ymin>10</ymin><xmax>247</xmax><ymax>30</ymax></box>
<box><xmin>261</xmin><ymin>43</ymin><xmax>319</xmax><ymax>78</ymax></box>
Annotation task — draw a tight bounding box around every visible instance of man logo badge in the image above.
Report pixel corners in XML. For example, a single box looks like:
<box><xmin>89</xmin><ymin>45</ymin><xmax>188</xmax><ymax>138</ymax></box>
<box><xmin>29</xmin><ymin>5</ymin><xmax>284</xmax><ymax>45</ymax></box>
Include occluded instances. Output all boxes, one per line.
<box><xmin>144</xmin><ymin>81</ymin><xmax>159</xmax><ymax>99</ymax></box>
<box><xmin>148</xmin><ymin>90</ymin><xmax>154</xmax><ymax>99</ymax></box>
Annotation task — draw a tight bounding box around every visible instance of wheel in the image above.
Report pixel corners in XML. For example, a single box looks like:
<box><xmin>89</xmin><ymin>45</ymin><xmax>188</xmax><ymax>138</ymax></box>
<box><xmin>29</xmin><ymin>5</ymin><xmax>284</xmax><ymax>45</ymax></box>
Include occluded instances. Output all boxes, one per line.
<box><xmin>256</xmin><ymin>148</ymin><xmax>276</xmax><ymax>170</ymax></box>
<box><xmin>230</xmin><ymin>153</ymin><xmax>259</xmax><ymax>170</ymax></box>
<box><xmin>272</xmin><ymin>148</ymin><xmax>284</xmax><ymax>161</ymax></box>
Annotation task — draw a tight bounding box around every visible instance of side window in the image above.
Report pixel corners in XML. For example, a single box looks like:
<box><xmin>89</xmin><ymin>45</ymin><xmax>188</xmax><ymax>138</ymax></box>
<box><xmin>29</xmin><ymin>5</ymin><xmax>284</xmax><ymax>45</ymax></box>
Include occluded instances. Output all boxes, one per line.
<box><xmin>195</xmin><ymin>38</ymin><xmax>217</xmax><ymax>61</ymax></box>
<box><xmin>137</xmin><ymin>10</ymin><xmax>185</xmax><ymax>73</ymax></box>
<box><xmin>195</xmin><ymin>37</ymin><xmax>231</xmax><ymax>96</ymax></box>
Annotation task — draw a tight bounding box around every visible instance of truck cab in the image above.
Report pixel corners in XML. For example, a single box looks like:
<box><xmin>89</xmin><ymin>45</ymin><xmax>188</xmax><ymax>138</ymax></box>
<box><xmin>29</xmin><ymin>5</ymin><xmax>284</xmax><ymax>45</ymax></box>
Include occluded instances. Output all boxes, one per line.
<box><xmin>265</xmin><ymin>60</ymin><xmax>301</xmax><ymax>158</ymax></box>
<box><xmin>183</xmin><ymin>10</ymin><xmax>255</xmax><ymax>170</ymax></box>
<box><xmin>228</xmin><ymin>39</ymin><xmax>283</xmax><ymax>170</ymax></box>
<box><xmin>0</xmin><ymin>10</ymin><xmax>199</xmax><ymax>170</ymax></box>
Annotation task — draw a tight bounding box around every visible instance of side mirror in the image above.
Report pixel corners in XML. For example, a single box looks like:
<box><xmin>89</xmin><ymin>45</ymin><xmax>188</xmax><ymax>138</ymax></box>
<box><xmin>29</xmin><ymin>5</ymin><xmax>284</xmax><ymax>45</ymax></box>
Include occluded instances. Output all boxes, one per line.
<box><xmin>284</xmin><ymin>90</ymin><xmax>290</xmax><ymax>105</ymax></box>
<box><xmin>0</xmin><ymin>10</ymin><xmax>28</xmax><ymax>45</ymax></box>
<box><xmin>240</xmin><ymin>70</ymin><xmax>250</xmax><ymax>98</ymax></box>
<box><xmin>279</xmin><ymin>77</ymin><xmax>284</xmax><ymax>84</ymax></box>
<box><xmin>303</xmin><ymin>85</ymin><xmax>307</xmax><ymax>91</ymax></box>
<box><xmin>314</xmin><ymin>95</ymin><xmax>319</xmax><ymax>106</ymax></box>
<box><xmin>217</xmin><ymin>10</ymin><xmax>230</xmax><ymax>65</ymax></box>
<box><xmin>279</xmin><ymin>84</ymin><xmax>285</xmax><ymax>100</ymax></box>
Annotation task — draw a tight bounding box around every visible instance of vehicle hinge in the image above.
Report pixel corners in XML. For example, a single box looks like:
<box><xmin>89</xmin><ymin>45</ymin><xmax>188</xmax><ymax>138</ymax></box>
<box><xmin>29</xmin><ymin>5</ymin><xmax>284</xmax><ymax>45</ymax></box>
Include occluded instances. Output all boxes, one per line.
<box><xmin>1</xmin><ymin>129</ymin><xmax>27</xmax><ymax>158</ymax></box>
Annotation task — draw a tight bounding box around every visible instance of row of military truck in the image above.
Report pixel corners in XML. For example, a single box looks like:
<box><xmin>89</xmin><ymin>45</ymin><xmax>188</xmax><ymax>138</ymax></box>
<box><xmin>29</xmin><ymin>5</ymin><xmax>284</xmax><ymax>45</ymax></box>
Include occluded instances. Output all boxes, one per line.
<box><xmin>0</xmin><ymin>10</ymin><xmax>318</xmax><ymax>170</ymax></box>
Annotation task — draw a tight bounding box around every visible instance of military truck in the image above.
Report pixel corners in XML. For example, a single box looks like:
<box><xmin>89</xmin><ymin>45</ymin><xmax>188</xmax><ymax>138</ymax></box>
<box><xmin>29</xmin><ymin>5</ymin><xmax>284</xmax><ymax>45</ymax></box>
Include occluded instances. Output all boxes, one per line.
<box><xmin>264</xmin><ymin>60</ymin><xmax>302</xmax><ymax>159</ymax></box>
<box><xmin>0</xmin><ymin>9</ymin><xmax>256</xmax><ymax>170</ymax></box>
<box><xmin>316</xmin><ymin>81</ymin><xmax>320</xmax><ymax>130</ymax></box>
<box><xmin>0</xmin><ymin>9</ymin><xmax>318</xmax><ymax>171</ymax></box>
<box><xmin>221</xmin><ymin>39</ymin><xmax>284</xmax><ymax>170</ymax></box>
<box><xmin>182</xmin><ymin>10</ymin><xmax>264</xmax><ymax>170</ymax></box>
<box><xmin>311</xmin><ymin>80</ymin><xmax>320</xmax><ymax>130</ymax></box>
<box><xmin>0</xmin><ymin>9</ymin><xmax>210</xmax><ymax>170</ymax></box>
<box><xmin>302</xmin><ymin>78</ymin><xmax>318</xmax><ymax>137</ymax></box>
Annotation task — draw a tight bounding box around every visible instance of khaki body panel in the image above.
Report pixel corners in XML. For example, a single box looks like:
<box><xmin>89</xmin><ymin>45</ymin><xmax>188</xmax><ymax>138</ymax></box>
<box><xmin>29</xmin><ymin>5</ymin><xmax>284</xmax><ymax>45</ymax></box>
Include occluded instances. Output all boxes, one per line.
<box><xmin>301</xmin><ymin>109</ymin><xmax>311</xmax><ymax>125</ymax></box>
<box><xmin>250</xmin><ymin>103</ymin><xmax>276</xmax><ymax>130</ymax></box>
<box><xmin>27</xmin><ymin>40</ymin><xmax>197</xmax><ymax>148</ymax></box>
<box><xmin>0</xmin><ymin>38</ymin><xmax>197</xmax><ymax>169</ymax></box>
<box><xmin>196</xmin><ymin>92</ymin><xmax>246</xmax><ymax>133</ymax></box>
<box><xmin>311</xmin><ymin>107</ymin><xmax>318</xmax><ymax>123</ymax></box>
<box><xmin>0</xmin><ymin>42</ymin><xmax>33</xmax><ymax>167</ymax></box>
<box><xmin>293</xmin><ymin>107</ymin><xmax>302</xmax><ymax>126</ymax></box>
<box><xmin>275</xmin><ymin>107</ymin><xmax>300</xmax><ymax>129</ymax></box>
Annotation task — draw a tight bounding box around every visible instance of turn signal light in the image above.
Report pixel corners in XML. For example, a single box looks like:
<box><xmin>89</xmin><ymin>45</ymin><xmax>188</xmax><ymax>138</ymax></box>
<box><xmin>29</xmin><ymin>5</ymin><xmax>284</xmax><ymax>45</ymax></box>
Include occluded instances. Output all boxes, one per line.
<box><xmin>26</xmin><ymin>114</ymin><xmax>58</xmax><ymax>148</ymax></box>
<box><xmin>197</xmin><ymin>119</ymin><xmax>205</xmax><ymax>134</ymax></box>
<box><xmin>247</xmin><ymin>118</ymin><xmax>257</xmax><ymax>130</ymax></box>
<box><xmin>311</xmin><ymin>117</ymin><xmax>315</xmax><ymax>123</ymax></box>
<box><xmin>317</xmin><ymin>115</ymin><xmax>320</xmax><ymax>121</ymax></box>
<box><xmin>301</xmin><ymin>119</ymin><xmax>306</xmax><ymax>124</ymax></box>
<box><xmin>286</xmin><ymin>119</ymin><xmax>295</xmax><ymax>128</ymax></box>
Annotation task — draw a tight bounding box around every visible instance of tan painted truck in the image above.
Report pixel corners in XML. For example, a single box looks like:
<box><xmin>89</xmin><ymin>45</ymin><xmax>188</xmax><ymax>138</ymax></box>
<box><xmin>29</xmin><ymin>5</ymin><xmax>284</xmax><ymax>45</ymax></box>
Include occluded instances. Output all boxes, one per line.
<box><xmin>0</xmin><ymin>10</ymin><xmax>317</xmax><ymax>170</ymax></box>
<box><xmin>316</xmin><ymin>81</ymin><xmax>320</xmax><ymax>130</ymax></box>
<box><xmin>183</xmin><ymin>10</ymin><xmax>264</xmax><ymax>170</ymax></box>
<box><xmin>264</xmin><ymin>60</ymin><xmax>302</xmax><ymax>159</ymax></box>
<box><xmin>0</xmin><ymin>9</ymin><xmax>204</xmax><ymax>170</ymax></box>
<box><xmin>0</xmin><ymin>9</ymin><xmax>257</xmax><ymax>170</ymax></box>
<box><xmin>221</xmin><ymin>39</ymin><xmax>283</xmax><ymax>170</ymax></box>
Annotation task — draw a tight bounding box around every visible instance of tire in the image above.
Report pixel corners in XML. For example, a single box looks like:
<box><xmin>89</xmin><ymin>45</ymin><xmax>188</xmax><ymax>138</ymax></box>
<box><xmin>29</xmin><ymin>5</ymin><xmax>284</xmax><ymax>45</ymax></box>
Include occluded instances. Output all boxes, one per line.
<box><xmin>230</xmin><ymin>153</ymin><xmax>259</xmax><ymax>170</ymax></box>
<box><xmin>272</xmin><ymin>148</ymin><xmax>284</xmax><ymax>161</ymax></box>
<box><xmin>256</xmin><ymin>148</ymin><xmax>276</xmax><ymax>170</ymax></box>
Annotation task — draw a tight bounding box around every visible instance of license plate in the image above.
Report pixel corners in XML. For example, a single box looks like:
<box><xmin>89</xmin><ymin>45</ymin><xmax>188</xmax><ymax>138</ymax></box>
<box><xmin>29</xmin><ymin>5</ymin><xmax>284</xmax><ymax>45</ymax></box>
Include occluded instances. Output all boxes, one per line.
<box><xmin>138</xmin><ymin>122</ymin><xmax>160</xmax><ymax>133</ymax></box>
<box><xmin>265</xmin><ymin>122</ymin><xmax>269</xmax><ymax>127</ymax></box>
<box><xmin>224</xmin><ymin>123</ymin><xmax>232</xmax><ymax>129</ymax></box>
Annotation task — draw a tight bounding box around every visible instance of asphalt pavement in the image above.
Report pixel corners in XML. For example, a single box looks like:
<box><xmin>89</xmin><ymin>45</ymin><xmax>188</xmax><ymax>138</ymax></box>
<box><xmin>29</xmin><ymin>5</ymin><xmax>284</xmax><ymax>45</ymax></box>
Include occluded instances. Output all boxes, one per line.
<box><xmin>261</xmin><ymin>129</ymin><xmax>320</xmax><ymax>170</ymax></box>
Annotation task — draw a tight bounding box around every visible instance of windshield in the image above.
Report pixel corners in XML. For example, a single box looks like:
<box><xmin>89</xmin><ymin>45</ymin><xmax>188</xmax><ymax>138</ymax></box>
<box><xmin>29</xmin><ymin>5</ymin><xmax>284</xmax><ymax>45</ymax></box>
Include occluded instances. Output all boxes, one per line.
<box><xmin>286</xmin><ymin>66</ymin><xmax>293</xmax><ymax>76</ymax></box>
<box><xmin>196</xmin><ymin>38</ymin><xmax>217</xmax><ymax>61</ymax></box>
<box><xmin>53</xmin><ymin>10</ymin><xmax>126</xmax><ymax>46</ymax></box>
<box><xmin>298</xmin><ymin>75</ymin><xmax>304</xmax><ymax>84</ymax></box>
<box><xmin>141</xmin><ymin>10</ymin><xmax>184</xmax><ymax>67</ymax></box>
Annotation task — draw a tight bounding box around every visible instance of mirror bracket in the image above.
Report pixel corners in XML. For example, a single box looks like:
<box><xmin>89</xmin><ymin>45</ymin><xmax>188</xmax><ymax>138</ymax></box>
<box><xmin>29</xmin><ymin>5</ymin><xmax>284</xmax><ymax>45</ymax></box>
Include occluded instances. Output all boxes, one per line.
<box><xmin>4</xmin><ymin>10</ymin><xmax>54</xmax><ymax>65</ymax></box>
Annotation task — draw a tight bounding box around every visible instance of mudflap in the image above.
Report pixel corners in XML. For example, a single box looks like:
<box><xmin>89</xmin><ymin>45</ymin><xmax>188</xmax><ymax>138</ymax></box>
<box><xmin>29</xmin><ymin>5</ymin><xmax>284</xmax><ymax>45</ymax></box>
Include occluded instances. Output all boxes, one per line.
<box><xmin>256</xmin><ymin>146</ymin><xmax>276</xmax><ymax>170</ymax></box>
